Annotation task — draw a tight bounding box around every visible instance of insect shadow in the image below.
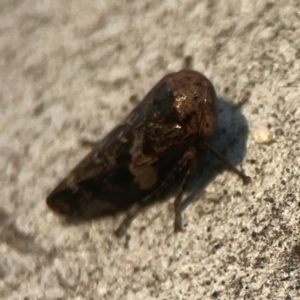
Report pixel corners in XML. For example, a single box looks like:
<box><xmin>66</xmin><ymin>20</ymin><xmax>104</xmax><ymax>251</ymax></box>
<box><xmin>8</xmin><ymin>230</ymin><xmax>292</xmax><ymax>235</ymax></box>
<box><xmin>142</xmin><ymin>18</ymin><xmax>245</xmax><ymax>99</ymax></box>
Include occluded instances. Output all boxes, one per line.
<box><xmin>181</xmin><ymin>96</ymin><xmax>249</xmax><ymax>212</ymax></box>
<box><xmin>62</xmin><ymin>96</ymin><xmax>249</xmax><ymax>231</ymax></box>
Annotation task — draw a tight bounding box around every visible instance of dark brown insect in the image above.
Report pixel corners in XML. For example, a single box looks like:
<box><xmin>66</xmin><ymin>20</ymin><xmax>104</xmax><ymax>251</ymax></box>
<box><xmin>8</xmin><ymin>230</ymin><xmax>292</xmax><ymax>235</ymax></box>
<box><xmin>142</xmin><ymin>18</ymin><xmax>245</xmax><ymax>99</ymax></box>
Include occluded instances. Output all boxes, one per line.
<box><xmin>46</xmin><ymin>69</ymin><xmax>250</xmax><ymax>237</ymax></box>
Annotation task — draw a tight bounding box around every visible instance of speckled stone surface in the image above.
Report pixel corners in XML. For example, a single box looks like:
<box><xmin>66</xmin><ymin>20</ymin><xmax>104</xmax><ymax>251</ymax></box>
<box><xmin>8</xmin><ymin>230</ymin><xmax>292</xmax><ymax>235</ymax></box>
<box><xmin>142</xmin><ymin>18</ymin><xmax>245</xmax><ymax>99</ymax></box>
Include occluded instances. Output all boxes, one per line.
<box><xmin>1</xmin><ymin>1</ymin><xmax>300</xmax><ymax>299</ymax></box>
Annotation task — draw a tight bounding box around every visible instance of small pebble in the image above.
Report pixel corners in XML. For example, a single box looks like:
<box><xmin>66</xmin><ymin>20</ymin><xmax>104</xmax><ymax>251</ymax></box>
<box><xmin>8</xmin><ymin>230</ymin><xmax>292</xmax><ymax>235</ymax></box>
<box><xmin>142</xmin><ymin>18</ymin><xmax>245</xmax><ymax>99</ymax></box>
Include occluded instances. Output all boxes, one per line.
<box><xmin>253</xmin><ymin>126</ymin><xmax>273</xmax><ymax>144</ymax></box>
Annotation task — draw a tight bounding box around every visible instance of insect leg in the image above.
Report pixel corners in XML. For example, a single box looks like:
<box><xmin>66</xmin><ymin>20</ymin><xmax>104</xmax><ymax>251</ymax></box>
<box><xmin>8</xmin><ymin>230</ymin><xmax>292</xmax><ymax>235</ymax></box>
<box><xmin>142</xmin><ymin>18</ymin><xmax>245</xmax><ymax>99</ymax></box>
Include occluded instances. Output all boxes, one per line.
<box><xmin>114</xmin><ymin>184</ymin><xmax>174</xmax><ymax>238</ymax></box>
<box><xmin>114</xmin><ymin>203</ymin><xmax>142</xmax><ymax>238</ymax></box>
<box><xmin>173</xmin><ymin>147</ymin><xmax>197</xmax><ymax>232</ymax></box>
<box><xmin>114</xmin><ymin>147</ymin><xmax>197</xmax><ymax>237</ymax></box>
<box><xmin>202</xmin><ymin>142</ymin><xmax>251</xmax><ymax>185</ymax></box>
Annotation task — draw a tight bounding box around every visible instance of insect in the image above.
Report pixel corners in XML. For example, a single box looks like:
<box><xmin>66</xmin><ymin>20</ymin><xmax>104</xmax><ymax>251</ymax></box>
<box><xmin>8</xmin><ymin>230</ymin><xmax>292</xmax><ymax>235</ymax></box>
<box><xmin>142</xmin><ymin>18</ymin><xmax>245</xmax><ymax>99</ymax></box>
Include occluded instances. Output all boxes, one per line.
<box><xmin>46</xmin><ymin>69</ymin><xmax>250</xmax><ymax>237</ymax></box>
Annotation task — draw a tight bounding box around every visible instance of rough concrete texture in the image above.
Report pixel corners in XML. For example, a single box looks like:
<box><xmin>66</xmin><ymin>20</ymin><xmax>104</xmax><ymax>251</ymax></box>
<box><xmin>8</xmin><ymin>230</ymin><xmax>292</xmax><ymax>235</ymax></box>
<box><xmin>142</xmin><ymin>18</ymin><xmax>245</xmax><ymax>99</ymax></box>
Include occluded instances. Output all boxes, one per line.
<box><xmin>1</xmin><ymin>1</ymin><xmax>300</xmax><ymax>299</ymax></box>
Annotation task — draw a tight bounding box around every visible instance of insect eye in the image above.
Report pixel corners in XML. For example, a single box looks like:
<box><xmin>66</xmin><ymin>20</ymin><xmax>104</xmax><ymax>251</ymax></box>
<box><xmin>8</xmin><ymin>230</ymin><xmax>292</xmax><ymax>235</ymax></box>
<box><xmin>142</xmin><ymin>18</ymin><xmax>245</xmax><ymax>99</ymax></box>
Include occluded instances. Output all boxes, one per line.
<box><xmin>200</xmin><ymin>114</ymin><xmax>216</xmax><ymax>136</ymax></box>
<box><xmin>152</xmin><ymin>82</ymin><xmax>174</xmax><ymax>110</ymax></box>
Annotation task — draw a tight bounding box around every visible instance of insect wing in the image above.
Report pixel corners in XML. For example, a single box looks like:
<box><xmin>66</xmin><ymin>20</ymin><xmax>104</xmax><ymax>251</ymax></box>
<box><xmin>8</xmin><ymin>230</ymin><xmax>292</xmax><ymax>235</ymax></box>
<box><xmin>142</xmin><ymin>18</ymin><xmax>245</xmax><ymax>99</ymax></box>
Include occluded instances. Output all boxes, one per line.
<box><xmin>47</xmin><ymin>92</ymin><xmax>162</xmax><ymax>217</ymax></box>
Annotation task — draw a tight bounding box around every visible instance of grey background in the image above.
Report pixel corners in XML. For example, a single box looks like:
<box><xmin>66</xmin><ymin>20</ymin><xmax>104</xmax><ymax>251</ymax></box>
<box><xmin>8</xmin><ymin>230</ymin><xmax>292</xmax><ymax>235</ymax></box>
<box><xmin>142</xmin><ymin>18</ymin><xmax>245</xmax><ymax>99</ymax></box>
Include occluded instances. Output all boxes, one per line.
<box><xmin>1</xmin><ymin>1</ymin><xmax>300</xmax><ymax>299</ymax></box>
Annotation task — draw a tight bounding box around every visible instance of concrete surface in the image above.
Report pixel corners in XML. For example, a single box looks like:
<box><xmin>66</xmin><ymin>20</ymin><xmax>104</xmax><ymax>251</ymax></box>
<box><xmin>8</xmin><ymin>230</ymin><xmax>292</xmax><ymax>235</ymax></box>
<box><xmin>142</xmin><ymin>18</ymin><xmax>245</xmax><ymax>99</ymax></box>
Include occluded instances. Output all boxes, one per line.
<box><xmin>1</xmin><ymin>1</ymin><xmax>300</xmax><ymax>299</ymax></box>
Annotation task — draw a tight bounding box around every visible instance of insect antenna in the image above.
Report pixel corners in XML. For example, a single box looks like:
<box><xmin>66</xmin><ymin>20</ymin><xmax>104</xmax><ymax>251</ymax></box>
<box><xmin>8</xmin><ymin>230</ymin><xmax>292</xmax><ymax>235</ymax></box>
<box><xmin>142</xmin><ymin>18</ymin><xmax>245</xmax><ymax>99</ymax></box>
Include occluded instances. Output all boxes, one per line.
<box><xmin>202</xmin><ymin>142</ymin><xmax>251</xmax><ymax>185</ymax></box>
